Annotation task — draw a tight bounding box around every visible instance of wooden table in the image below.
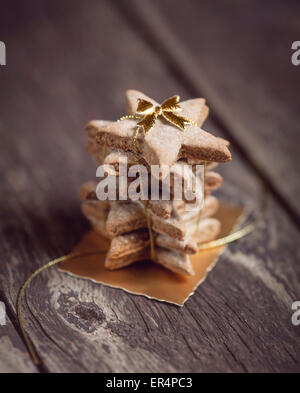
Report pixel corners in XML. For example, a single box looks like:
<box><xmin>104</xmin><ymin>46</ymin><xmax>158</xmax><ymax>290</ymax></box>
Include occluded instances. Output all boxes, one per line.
<box><xmin>0</xmin><ymin>0</ymin><xmax>299</xmax><ymax>373</ymax></box>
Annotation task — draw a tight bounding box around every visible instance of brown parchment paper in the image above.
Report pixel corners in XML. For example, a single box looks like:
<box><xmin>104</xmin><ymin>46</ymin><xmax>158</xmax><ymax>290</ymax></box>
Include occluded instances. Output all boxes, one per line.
<box><xmin>60</xmin><ymin>204</ymin><xmax>244</xmax><ymax>306</ymax></box>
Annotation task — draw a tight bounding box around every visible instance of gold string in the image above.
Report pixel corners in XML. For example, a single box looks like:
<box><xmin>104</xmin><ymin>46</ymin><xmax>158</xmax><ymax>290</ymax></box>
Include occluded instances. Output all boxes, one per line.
<box><xmin>198</xmin><ymin>219</ymin><xmax>260</xmax><ymax>250</ymax></box>
<box><xmin>198</xmin><ymin>184</ymin><xmax>268</xmax><ymax>250</ymax></box>
<box><xmin>119</xmin><ymin>121</ymin><xmax>155</xmax><ymax>258</ymax></box>
<box><xmin>117</xmin><ymin>114</ymin><xmax>156</xmax><ymax>260</ymax></box>
<box><xmin>17</xmin><ymin>190</ymin><xmax>267</xmax><ymax>365</ymax></box>
<box><xmin>132</xmin><ymin>126</ymin><xmax>156</xmax><ymax>260</ymax></box>
<box><xmin>17</xmin><ymin>250</ymin><xmax>106</xmax><ymax>366</ymax></box>
<box><xmin>117</xmin><ymin>114</ymin><xmax>141</xmax><ymax>122</ymax></box>
<box><xmin>102</xmin><ymin>146</ymin><xmax>107</xmax><ymax>161</ymax></box>
<box><xmin>17</xmin><ymin>188</ymin><xmax>267</xmax><ymax>365</ymax></box>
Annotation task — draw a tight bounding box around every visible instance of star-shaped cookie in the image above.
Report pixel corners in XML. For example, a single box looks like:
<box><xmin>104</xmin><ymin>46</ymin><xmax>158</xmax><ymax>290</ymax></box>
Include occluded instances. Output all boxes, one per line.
<box><xmin>86</xmin><ymin>90</ymin><xmax>231</xmax><ymax>169</ymax></box>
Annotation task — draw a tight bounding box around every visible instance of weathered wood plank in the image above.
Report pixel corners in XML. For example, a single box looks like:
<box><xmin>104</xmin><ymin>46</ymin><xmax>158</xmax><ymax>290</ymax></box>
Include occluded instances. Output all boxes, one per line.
<box><xmin>0</xmin><ymin>0</ymin><xmax>299</xmax><ymax>372</ymax></box>
<box><xmin>117</xmin><ymin>0</ymin><xmax>300</xmax><ymax>222</ymax></box>
<box><xmin>0</xmin><ymin>306</ymin><xmax>38</xmax><ymax>373</ymax></box>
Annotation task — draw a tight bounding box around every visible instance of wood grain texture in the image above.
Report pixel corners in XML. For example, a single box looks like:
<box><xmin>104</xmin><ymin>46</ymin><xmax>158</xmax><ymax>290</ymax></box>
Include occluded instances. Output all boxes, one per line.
<box><xmin>118</xmin><ymin>0</ymin><xmax>300</xmax><ymax>223</ymax></box>
<box><xmin>0</xmin><ymin>0</ymin><xmax>299</xmax><ymax>372</ymax></box>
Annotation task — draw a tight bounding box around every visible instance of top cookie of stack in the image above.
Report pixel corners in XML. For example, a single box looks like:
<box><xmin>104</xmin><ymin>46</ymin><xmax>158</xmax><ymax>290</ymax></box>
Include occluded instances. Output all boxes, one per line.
<box><xmin>81</xmin><ymin>90</ymin><xmax>231</xmax><ymax>276</ymax></box>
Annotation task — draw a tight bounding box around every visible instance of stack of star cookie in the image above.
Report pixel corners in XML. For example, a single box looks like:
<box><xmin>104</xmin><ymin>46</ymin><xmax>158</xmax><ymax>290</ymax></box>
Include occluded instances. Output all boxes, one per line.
<box><xmin>81</xmin><ymin>90</ymin><xmax>231</xmax><ymax>275</ymax></box>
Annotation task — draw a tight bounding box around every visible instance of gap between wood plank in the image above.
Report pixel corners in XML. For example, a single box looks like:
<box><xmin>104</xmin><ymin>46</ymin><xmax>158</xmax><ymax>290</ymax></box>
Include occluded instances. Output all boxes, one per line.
<box><xmin>110</xmin><ymin>0</ymin><xmax>300</xmax><ymax>231</ymax></box>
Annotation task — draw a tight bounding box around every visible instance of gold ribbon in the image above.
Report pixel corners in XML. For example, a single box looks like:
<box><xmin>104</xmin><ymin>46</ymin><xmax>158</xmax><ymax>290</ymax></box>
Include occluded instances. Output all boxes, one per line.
<box><xmin>136</xmin><ymin>95</ymin><xmax>193</xmax><ymax>133</ymax></box>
